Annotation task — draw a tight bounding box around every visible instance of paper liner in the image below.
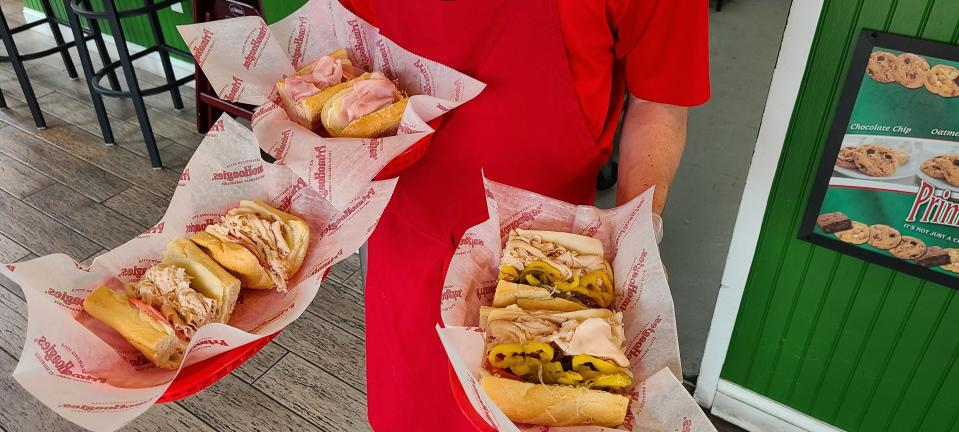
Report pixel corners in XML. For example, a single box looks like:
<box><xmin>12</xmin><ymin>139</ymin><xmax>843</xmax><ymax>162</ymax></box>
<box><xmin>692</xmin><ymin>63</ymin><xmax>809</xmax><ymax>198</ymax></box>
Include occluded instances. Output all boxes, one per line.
<box><xmin>0</xmin><ymin>115</ymin><xmax>395</xmax><ymax>432</ymax></box>
<box><xmin>438</xmin><ymin>178</ymin><xmax>715</xmax><ymax>431</ymax></box>
<box><xmin>177</xmin><ymin>0</ymin><xmax>485</xmax><ymax>210</ymax></box>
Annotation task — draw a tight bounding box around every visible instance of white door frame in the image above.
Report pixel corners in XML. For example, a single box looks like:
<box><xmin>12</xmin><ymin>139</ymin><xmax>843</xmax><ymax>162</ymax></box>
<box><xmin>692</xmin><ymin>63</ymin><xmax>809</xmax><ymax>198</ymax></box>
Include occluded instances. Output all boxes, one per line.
<box><xmin>694</xmin><ymin>0</ymin><xmax>827</xmax><ymax>413</ymax></box>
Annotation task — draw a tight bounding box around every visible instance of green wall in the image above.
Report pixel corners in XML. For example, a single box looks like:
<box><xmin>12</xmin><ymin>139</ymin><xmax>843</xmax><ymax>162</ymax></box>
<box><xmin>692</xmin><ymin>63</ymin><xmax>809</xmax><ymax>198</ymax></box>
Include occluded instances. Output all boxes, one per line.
<box><xmin>721</xmin><ymin>1</ymin><xmax>959</xmax><ymax>431</ymax></box>
<box><xmin>24</xmin><ymin>0</ymin><xmax>309</xmax><ymax>60</ymax></box>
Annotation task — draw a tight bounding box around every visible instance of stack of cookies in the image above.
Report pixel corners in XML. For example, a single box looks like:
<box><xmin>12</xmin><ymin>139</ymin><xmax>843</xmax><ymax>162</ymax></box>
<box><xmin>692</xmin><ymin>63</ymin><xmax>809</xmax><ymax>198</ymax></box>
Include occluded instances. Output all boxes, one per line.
<box><xmin>920</xmin><ymin>154</ymin><xmax>959</xmax><ymax>187</ymax></box>
<box><xmin>816</xmin><ymin>211</ymin><xmax>959</xmax><ymax>272</ymax></box>
<box><xmin>867</xmin><ymin>51</ymin><xmax>959</xmax><ymax>98</ymax></box>
<box><xmin>835</xmin><ymin>144</ymin><xmax>909</xmax><ymax>177</ymax></box>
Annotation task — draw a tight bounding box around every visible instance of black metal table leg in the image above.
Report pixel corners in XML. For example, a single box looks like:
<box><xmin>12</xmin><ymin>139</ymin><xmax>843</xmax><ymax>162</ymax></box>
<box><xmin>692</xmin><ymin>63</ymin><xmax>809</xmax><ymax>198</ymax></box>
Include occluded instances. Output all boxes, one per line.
<box><xmin>143</xmin><ymin>0</ymin><xmax>184</xmax><ymax>110</ymax></box>
<box><xmin>64</xmin><ymin>0</ymin><xmax>115</xmax><ymax>143</ymax></box>
<box><xmin>99</xmin><ymin>0</ymin><xmax>162</xmax><ymax>168</ymax></box>
<box><xmin>39</xmin><ymin>0</ymin><xmax>78</xmax><ymax>79</ymax></box>
<box><xmin>0</xmin><ymin>7</ymin><xmax>46</xmax><ymax>128</ymax></box>
<box><xmin>81</xmin><ymin>0</ymin><xmax>120</xmax><ymax>91</ymax></box>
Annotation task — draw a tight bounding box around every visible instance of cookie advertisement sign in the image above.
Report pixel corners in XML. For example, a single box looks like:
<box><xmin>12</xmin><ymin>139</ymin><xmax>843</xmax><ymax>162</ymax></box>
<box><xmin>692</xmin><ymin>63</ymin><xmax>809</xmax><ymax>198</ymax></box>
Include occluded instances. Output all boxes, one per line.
<box><xmin>800</xmin><ymin>30</ymin><xmax>959</xmax><ymax>288</ymax></box>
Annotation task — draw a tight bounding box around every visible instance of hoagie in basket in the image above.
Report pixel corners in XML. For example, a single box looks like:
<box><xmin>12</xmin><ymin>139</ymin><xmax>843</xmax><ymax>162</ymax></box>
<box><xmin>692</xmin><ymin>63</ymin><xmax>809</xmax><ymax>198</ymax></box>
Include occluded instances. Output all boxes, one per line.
<box><xmin>320</xmin><ymin>71</ymin><xmax>409</xmax><ymax>138</ymax></box>
<box><xmin>276</xmin><ymin>49</ymin><xmax>365</xmax><ymax>131</ymax></box>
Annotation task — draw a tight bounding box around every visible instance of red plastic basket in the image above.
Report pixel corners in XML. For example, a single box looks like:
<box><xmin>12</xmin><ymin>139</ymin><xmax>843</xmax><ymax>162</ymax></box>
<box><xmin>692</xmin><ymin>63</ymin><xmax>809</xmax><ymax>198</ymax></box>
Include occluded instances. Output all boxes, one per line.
<box><xmin>450</xmin><ymin>364</ymin><xmax>499</xmax><ymax>432</ymax></box>
<box><xmin>372</xmin><ymin>117</ymin><xmax>443</xmax><ymax>181</ymax></box>
<box><xmin>156</xmin><ymin>268</ymin><xmax>330</xmax><ymax>403</ymax></box>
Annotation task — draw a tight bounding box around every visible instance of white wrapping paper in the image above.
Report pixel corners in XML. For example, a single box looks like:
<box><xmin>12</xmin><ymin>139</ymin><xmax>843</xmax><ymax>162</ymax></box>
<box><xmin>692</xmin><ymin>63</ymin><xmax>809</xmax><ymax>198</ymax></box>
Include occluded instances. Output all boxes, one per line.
<box><xmin>177</xmin><ymin>0</ymin><xmax>485</xmax><ymax>210</ymax></box>
<box><xmin>438</xmin><ymin>178</ymin><xmax>715</xmax><ymax>432</ymax></box>
<box><xmin>0</xmin><ymin>115</ymin><xmax>396</xmax><ymax>432</ymax></box>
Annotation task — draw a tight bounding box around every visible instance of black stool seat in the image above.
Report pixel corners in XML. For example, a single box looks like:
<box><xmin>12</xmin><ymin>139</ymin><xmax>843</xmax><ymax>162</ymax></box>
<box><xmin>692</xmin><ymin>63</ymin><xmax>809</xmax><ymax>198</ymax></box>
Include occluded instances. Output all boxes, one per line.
<box><xmin>65</xmin><ymin>0</ymin><xmax>194</xmax><ymax>169</ymax></box>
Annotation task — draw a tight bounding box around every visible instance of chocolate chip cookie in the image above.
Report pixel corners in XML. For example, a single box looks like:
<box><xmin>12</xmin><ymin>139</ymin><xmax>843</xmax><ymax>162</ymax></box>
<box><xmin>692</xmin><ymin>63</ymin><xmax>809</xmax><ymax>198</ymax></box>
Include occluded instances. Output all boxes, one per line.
<box><xmin>924</xmin><ymin>64</ymin><xmax>959</xmax><ymax>97</ymax></box>
<box><xmin>890</xmin><ymin>236</ymin><xmax>926</xmax><ymax>260</ymax></box>
<box><xmin>868</xmin><ymin>224</ymin><xmax>902</xmax><ymax>249</ymax></box>
<box><xmin>867</xmin><ymin>51</ymin><xmax>898</xmax><ymax>83</ymax></box>
<box><xmin>836</xmin><ymin>147</ymin><xmax>859</xmax><ymax>169</ymax></box>
<box><xmin>921</xmin><ymin>156</ymin><xmax>947</xmax><ymax>179</ymax></box>
<box><xmin>895</xmin><ymin>53</ymin><xmax>930</xmax><ymax>88</ymax></box>
<box><xmin>891</xmin><ymin>148</ymin><xmax>909</xmax><ymax>166</ymax></box>
<box><xmin>854</xmin><ymin>144</ymin><xmax>898</xmax><ymax>177</ymax></box>
<box><xmin>935</xmin><ymin>155</ymin><xmax>959</xmax><ymax>187</ymax></box>
<box><xmin>836</xmin><ymin>221</ymin><xmax>869</xmax><ymax>244</ymax></box>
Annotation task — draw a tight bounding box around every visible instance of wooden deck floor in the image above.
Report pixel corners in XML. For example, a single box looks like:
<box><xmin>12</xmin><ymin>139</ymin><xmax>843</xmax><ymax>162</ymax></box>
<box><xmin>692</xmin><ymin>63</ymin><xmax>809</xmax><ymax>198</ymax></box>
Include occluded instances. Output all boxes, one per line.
<box><xmin>0</xmin><ymin>3</ymin><xmax>371</xmax><ymax>431</ymax></box>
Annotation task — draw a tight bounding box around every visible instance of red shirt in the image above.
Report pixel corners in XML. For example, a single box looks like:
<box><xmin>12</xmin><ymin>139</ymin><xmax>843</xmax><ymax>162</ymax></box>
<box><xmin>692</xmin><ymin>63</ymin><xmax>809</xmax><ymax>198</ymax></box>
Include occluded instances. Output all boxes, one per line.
<box><xmin>344</xmin><ymin>0</ymin><xmax>710</xmax><ymax>158</ymax></box>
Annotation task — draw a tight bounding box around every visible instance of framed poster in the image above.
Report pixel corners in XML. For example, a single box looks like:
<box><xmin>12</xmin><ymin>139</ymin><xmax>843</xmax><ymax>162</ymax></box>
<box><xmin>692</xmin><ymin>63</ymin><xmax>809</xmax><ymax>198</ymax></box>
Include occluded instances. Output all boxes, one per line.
<box><xmin>800</xmin><ymin>30</ymin><xmax>959</xmax><ymax>288</ymax></box>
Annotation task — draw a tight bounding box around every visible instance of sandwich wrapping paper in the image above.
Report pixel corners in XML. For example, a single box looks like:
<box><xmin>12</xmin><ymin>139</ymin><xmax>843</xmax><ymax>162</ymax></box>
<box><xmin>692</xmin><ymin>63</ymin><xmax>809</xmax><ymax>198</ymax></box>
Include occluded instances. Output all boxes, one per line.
<box><xmin>438</xmin><ymin>178</ymin><xmax>716</xmax><ymax>432</ymax></box>
<box><xmin>177</xmin><ymin>0</ymin><xmax>485</xmax><ymax>210</ymax></box>
<box><xmin>0</xmin><ymin>115</ymin><xmax>396</xmax><ymax>432</ymax></box>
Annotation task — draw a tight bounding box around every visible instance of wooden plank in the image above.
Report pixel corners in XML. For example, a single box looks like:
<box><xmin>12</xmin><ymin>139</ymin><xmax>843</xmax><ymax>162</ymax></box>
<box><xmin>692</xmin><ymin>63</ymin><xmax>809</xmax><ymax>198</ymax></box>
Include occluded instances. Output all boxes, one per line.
<box><xmin>273</xmin><ymin>309</ymin><xmax>367</xmax><ymax>395</ymax></box>
<box><xmin>176</xmin><ymin>373</ymin><xmax>320</xmax><ymax>432</ymax></box>
<box><xmin>124</xmin><ymin>402</ymin><xmax>217</xmax><ymax>432</ymax></box>
<box><xmin>144</xmin><ymin>107</ymin><xmax>204</xmax><ymax>149</ymax></box>
<box><xmin>0</xmin><ymin>190</ymin><xmax>102</xmax><ymax>259</ymax></box>
<box><xmin>0</xmin><ymin>151</ymin><xmax>55</xmax><ymax>199</ymax></box>
<box><xmin>0</xmin><ymin>253</ymin><xmax>35</xmax><ymax>300</ymax></box>
<box><xmin>0</xmin><ymin>278</ymin><xmax>26</xmax><ymax>356</ymax></box>
<box><xmin>307</xmin><ymin>277</ymin><xmax>365</xmax><ymax>339</ymax></box>
<box><xmin>0</xmin><ymin>66</ymin><xmax>54</xmax><ymax>103</ymax></box>
<box><xmin>231</xmin><ymin>342</ymin><xmax>289</xmax><ymax>384</ymax></box>
<box><xmin>0</xmin><ymin>127</ymin><xmax>130</xmax><ymax>202</ymax></box>
<box><xmin>0</xmin><ymin>232</ymin><xmax>29</xmax><ymax>263</ymax></box>
<box><xmin>32</xmin><ymin>122</ymin><xmax>187</xmax><ymax>198</ymax></box>
<box><xmin>80</xmin><ymin>249</ymin><xmax>109</xmax><ymax>268</ymax></box>
<box><xmin>254</xmin><ymin>353</ymin><xmax>370</xmax><ymax>432</ymax></box>
<box><xmin>25</xmin><ymin>183</ymin><xmax>146</xmax><ymax>249</ymax></box>
<box><xmin>103</xmin><ymin>187</ymin><xmax>170</xmax><ymax>228</ymax></box>
<box><xmin>327</xmin><ymin>253</ymin><xmax>363</xmax><ymax>294</ymax></box>
<box><xmin>0</xmin><ymin>350</ymin><xmax>85</xmax><ymax>432</ymax></box>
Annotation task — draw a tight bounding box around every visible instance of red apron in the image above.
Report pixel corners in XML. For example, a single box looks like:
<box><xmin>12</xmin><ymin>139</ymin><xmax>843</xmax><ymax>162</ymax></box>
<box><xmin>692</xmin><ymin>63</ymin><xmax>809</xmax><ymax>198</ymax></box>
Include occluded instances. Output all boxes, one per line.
<box><xmin>364</xmin><ymin>0</ymin><xmax>604</xmax><ymax>429</ymax></box>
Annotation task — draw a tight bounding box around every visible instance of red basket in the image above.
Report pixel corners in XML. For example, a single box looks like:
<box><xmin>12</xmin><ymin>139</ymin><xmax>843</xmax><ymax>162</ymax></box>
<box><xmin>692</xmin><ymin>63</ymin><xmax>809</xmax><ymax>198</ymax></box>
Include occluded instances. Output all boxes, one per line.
<box><xmin>372</xmin><ymin>117</ymin><xmax>443</xmax><ymax>181</ymax></box>
<box><xmin>450</xmin><ymin>364</ymin><xmax>499</xmax><ymax>432</ymax></box>
<box><xmin>156</xmin><ymin>268</ymin><xmax>330</xmax><ymax>403</ymax></box>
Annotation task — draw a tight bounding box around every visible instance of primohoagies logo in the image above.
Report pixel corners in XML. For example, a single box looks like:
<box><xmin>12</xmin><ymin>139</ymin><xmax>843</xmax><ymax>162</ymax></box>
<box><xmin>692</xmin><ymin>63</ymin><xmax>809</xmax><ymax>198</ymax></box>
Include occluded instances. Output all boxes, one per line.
<box><xmin>367</xmin><ymin>138</ymin><xmax>383</xmax><ymax>160</ymax></box>
<box><xmin>347</xmin><ymin>19</ymin><xmax>371</xmax><ymax>68</ymax></box>
<box><xmin>317</xmin><ymin>188</ymin><xmax>376</xmax><ymax>239</ymax></box>
<box><xmin>907</xmin><ymin>180</ymin><xmax>959</xmax><ymax>226</ymax></box>
<box><xmin>306</xmin><ymin>249</ymin><xmax>343</xmax><ymax>278</ymax></box>
<box><xmin>475</xmin><ymin>279</ymin><xmax>496</xmax><ymax>300</ymax></box>
<box><xmin>250</xmin><ymin>301</ymin><xmax>296</xmax><ymax>333</ymax></box>
<box><xmin>242</xmin><ymin>24</ymin><xmax>269</xmax><ymax>70</ymax></box>
<box><xmin>186</xmin><ymin>212</ymin><xmax>220</xmax><ymax>234</ymax></box>
<box><xmin>221</xmin><ymin>76</ymin><xmax>244</xmax><ymax>101</ymax></box>
<box><xmin>190</xmin><ymin>338</ymin><xmax>229</xmax><ymax>353</ymax></box>
<box><xmin>616</xmin><ymin>252</ymin><xmax>647</xmax><ymax>311</ymax></box>
<box><xmin>178</xmin><ymin>168</ymin><xmax>191</xmax><ymax>187</ymax></box>
<box><xmin>581</xmin><ymin>218</ymin><xmax>602</xmax><ymax>238</ymax></box>
<box><xmin>453</xmin><ymin>78</ymin><xmax>464</xmax><ymax>102</ymax></box>
<box><xmin>454</xmin><ymin>233</ymin><xmax>484</xmax><ymax>256</ymax></box>
<box><xmin>273</xmin><ymin>129</ymin><xmax>294</xmax><ymax>161</ymax></box>
<box><xmin>275</xmin><ymin>177</ymin><xmax>308</xmax><ymax>212</ymax></box>
<box><xmin>620</xmin><ymin>387</ymin><xmax>647</xmax><ymax>430</ymax></box>
<box><xmin>119</xmin><ymin>266</ymin><xmax>149</xmax><ymax>280</ymax></box>
<box><xmin>440</xmin><ymin>284</ymin><xmax>462</xmax><ymax>304</ymax></box>
<box><xmin>499</xmin><ymin>205</ymin><xmax>544</xmax><ymax>238</ymax></box>
<box><xmin>137</xmin><ymin>221</ymin><xmax>165</xmax><ymax>238</ymax></box>
<box><xmin>34</xmin><ymin>336</ymin><xmax>106</xmax><ymax>383</ymax></box>
<box><xmin>190</xmin><ymin>28</ymin><xmax>215</xmax><ymax>66</ymax></box>
<box><xmin>615</xmin><ymin>198</ymin><xmax>646</xmax><ymax>248</ymax></box>
<box><xmin>251</xmin><ymin>102</ymin><xmax>281</xmax><ymax>125</ymax></box>
<box><xmin>45</xmin><ymin>288</ymin><xmax>85</xmax><ymax>311</ymax></box>
<box><xmin>209</xmin><ymin>117</ymin><xmax>225</xmax><ymax>132</ymax></box>
<box><xmin>413</xmin><ymin>59</ymin><xmax>434</xmax><ymax>95</ymax></box>
<box><xmin>312</xmin><ymin>146</ymin><xmax>331</xmax><ymax>199</ymax></box>
<box><xmin>212</xmin><ymin>163</ymin><xmax>264</xmax><ymax>185</ymax></box>
<box><xmin>374</xmin><ymin>38</ymin><xmax>394</xmax><ymax>77</ymax></box>
<box><xmin>60</xmin><ymin>400</ymin><xmax>151</xmax><ymax>413</ymax></box>
<box><xmin>625</xmin><ymin>315</ymin><xmax>662</xmax><ymax>361</ymax></box>
<box><xmin>289</xmin><ymin>16</ymin><xmax>310</xmax><ymax>67</ymax></box>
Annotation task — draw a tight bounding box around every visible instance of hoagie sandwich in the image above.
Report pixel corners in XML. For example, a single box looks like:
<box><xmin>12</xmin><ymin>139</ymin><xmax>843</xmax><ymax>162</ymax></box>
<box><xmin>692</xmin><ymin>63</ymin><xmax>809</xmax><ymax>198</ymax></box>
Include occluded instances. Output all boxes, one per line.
<box><xmin>480</xmin><ymin>305</ymin><xmax>631</xmax><ymax>427</ymax></box>
<box><xmin>320</xmin><ymin>71</ymin><xmax>408</xmax><ymax>138</ymax></box>
<box><xmin>495</xmin><ymin>229</ymin><xmax>615</xmax><ymax>311</ymax></box>
<box><xmin>276</xmin><ymin>48</ymin><xmax>365</xmax><ymax>130</ymax></box>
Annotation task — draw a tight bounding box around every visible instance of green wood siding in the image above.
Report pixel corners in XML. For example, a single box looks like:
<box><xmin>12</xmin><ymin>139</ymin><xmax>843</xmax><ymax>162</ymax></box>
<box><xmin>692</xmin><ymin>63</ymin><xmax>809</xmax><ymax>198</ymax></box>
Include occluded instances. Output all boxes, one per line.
<box><xmin>23</xmin><ymin>0</ymin><xmax>309</xmax><ymax>60</ymax></box>
<box><xmin>721</xmin><ymin>1</ymin><xmax>959</xmax><ymax>431</ymax></box>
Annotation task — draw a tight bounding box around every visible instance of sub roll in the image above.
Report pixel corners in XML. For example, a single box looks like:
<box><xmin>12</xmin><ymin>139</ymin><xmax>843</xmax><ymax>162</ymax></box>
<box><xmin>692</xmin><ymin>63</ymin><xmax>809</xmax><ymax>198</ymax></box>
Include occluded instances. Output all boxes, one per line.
<box><xmin>494</xmin><ymin>229</ymin><xmax>615</xmax><ymax>311</ymax></box>
<box><xmin>192</xmin><ymin>200</ymin><xmax>309</xmax><ymax>292</ymax></box>
<box><xmin>480</xmin><ymin>306</ymin><xmax>631</xmax><ymax>427</ymax></box>
<box><xmin>276</xmin><ymin>48</ymin><xmax>365</xmax><ymax>131</ymax></box>
<box><xmin>320</xmin><ymin>71</ymin><xmax>409</xmax><ymax>138</ymax></box>
<box><xmin>82</xmin><ymin>247</ymin><xmax>239</xmax><ymax>369</ymax></box>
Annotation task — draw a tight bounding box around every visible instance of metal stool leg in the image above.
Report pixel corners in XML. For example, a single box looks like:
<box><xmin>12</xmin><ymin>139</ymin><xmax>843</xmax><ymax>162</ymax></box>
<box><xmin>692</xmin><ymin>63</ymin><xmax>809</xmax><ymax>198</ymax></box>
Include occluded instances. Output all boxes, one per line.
<box><xmin>40</xmin><ymin>0</ymin><xmax>78</xmax><ymax>79</ymax></box>
<box><xmin>81</xmin><ymin>0</ymin><xmax>120</xmax><ymax>91</ymax></box>
<box><xmin>65</xmin><ymin>0</ymin><xmax>114</xmax><ymax>143</ymax></box>
<box><xmin>101</xmin><ymin>0</ymin><xmax>162</xmax><ymax>168</ymax></box>
<box><xmin>0</xmin><ymin>87</ymin><xmax>8</xmax><ymax>110</ymax></box>
<box><xmin>0</xmin><ymin>9</ymin><xmax>45</xmax><ymax>128</ymax></box>
<box><xmin>144</xmin><ymin>0</ymin><xmax>183</xmax><ymax>110</ymax></box>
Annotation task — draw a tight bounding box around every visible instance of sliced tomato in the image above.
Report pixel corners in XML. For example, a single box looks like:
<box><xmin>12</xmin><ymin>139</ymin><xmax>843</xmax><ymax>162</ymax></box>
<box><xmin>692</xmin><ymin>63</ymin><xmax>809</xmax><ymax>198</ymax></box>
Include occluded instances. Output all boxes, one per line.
<box><xmin>484</xmin><ymin>362</ymin><xmax>522</xmax><ymax>381</ymax></box>
<box><xmin>128</xmin><ymin>298</ymin><xmax>174</xmax><ymax>332</ymax></box>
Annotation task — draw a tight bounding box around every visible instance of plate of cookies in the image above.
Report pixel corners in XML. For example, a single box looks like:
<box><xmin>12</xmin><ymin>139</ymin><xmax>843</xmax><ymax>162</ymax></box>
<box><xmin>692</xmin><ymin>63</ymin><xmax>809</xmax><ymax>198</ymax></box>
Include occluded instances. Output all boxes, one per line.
<box><xmin>917</xmin><ymin>154</ymin><xmax>959</xmax><ymax>192</ymax></box>
<box><xmin>833</xmin><ymin>137</ymin><xmax>918</xmax><ymax>181</ymax></box>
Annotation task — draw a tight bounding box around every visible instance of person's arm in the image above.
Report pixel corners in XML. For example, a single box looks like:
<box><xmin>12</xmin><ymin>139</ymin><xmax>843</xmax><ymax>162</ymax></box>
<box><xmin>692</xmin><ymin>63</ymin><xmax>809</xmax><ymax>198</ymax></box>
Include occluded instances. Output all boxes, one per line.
<box><xmin>615</xmin><ymin>95</ymin><xmax>688</xmax><ymax>214</ymax></box>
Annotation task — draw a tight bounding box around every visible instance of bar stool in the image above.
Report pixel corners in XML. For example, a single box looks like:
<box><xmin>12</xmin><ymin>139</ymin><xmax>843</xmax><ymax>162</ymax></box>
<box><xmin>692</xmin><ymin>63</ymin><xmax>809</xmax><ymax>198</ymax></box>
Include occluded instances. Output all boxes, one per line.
<box><xmin>0</xmin><ymin>0</ymin><xmax>115</xmax><ymax>128</ymax></box>
<box><xmin>64</xmin><ymin>0</ymin><xmax>194</xmax><ymax>169</ymax></box>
